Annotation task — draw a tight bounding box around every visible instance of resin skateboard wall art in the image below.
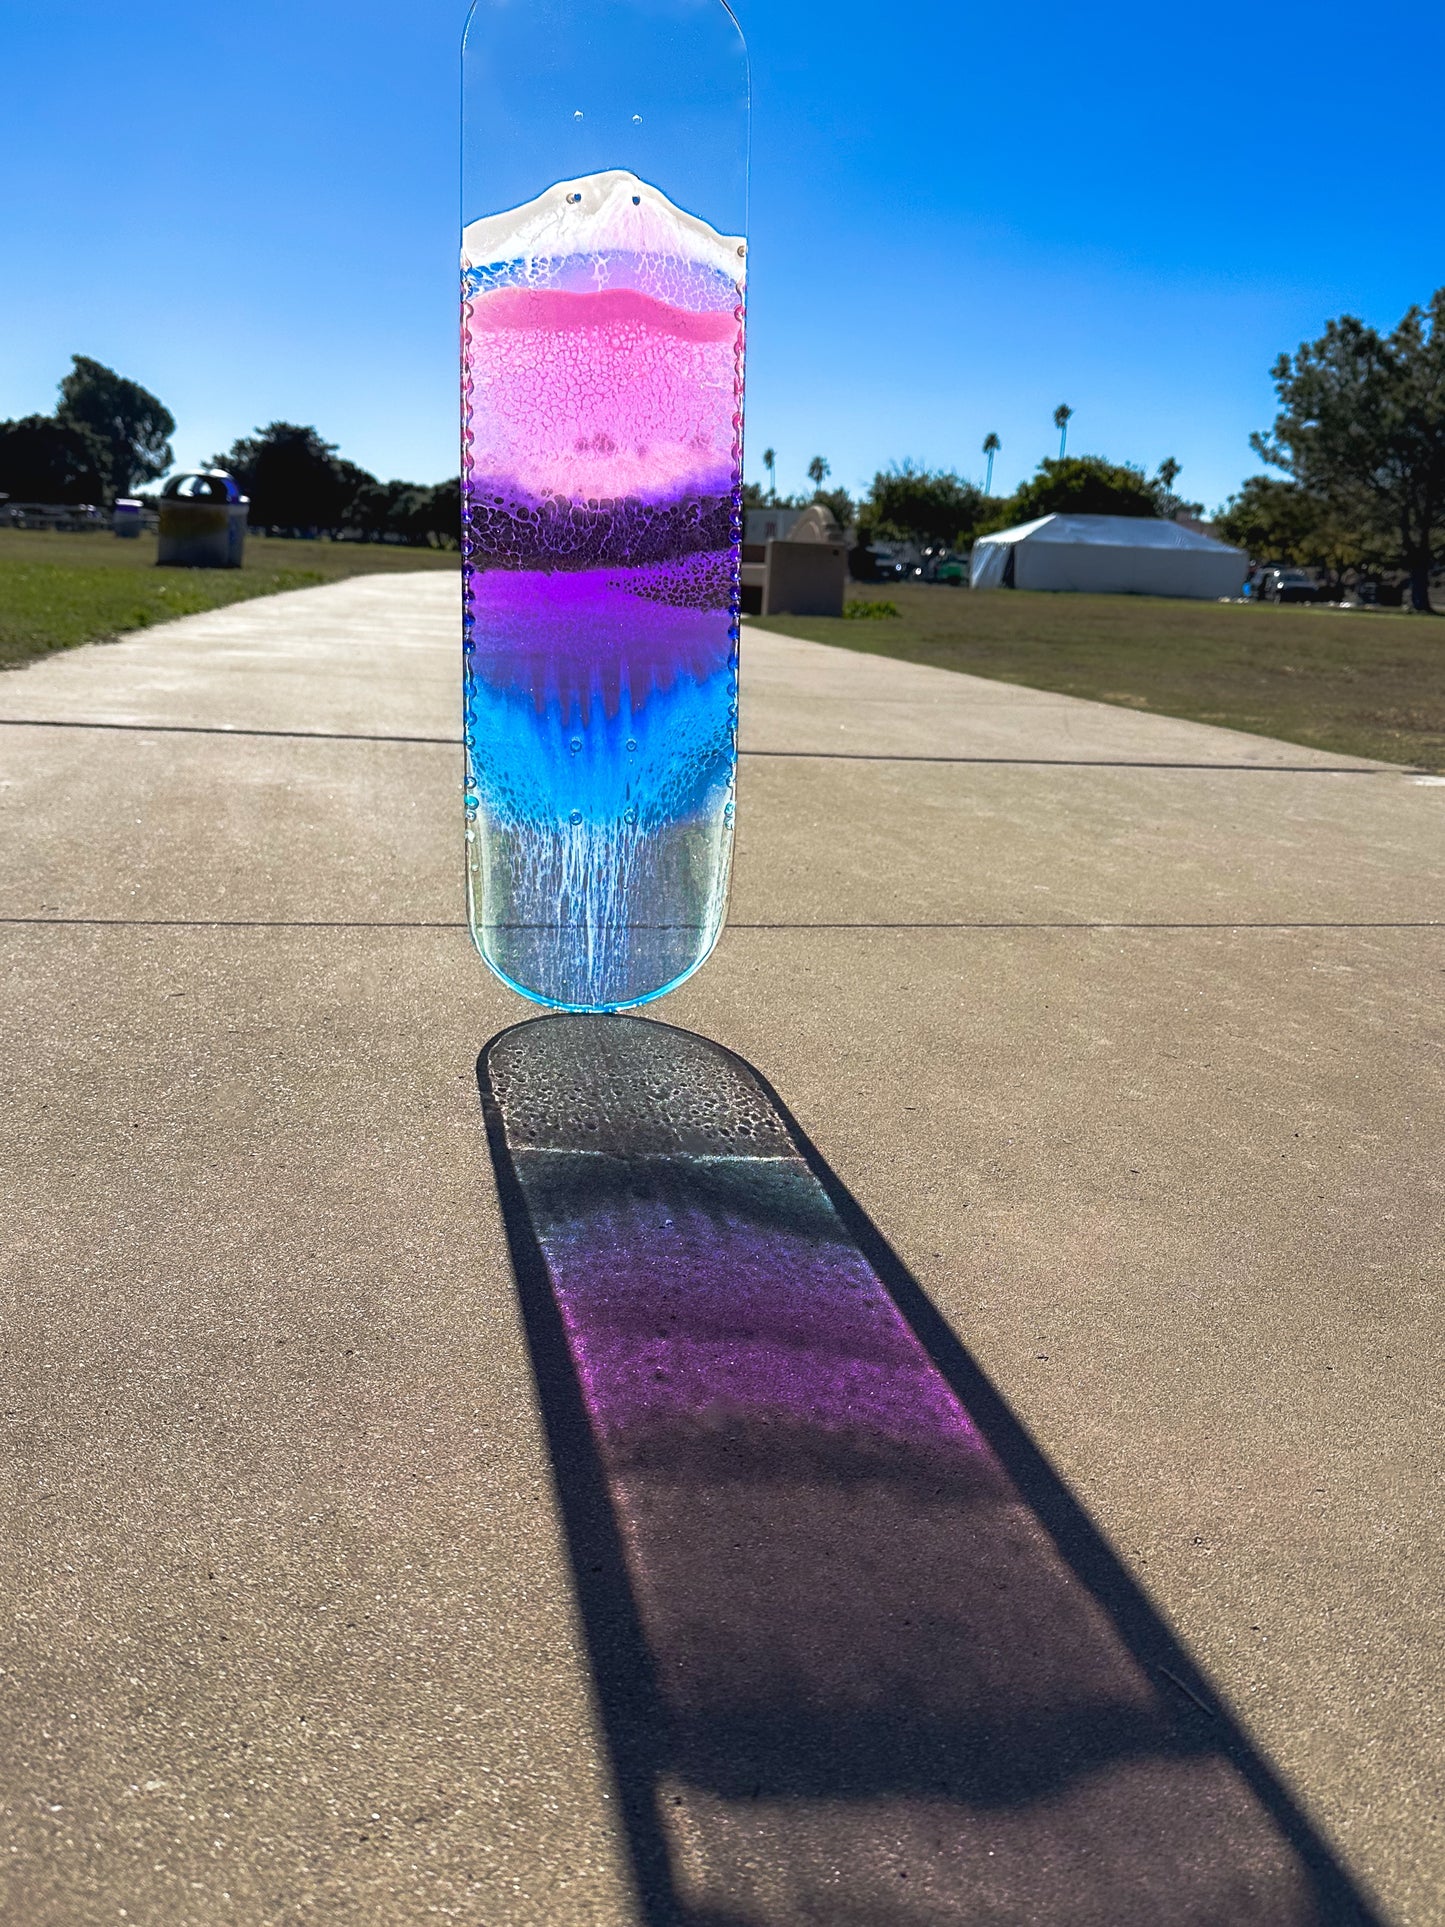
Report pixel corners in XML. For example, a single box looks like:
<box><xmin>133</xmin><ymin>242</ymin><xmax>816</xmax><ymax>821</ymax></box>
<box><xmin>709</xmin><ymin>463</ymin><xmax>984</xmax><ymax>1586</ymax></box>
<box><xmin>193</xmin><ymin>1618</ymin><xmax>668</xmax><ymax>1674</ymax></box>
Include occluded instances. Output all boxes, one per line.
<box><xmin>462</xmin><ymin>0</ymin><xmax>750</xmax><ymax>1011</ymax></box>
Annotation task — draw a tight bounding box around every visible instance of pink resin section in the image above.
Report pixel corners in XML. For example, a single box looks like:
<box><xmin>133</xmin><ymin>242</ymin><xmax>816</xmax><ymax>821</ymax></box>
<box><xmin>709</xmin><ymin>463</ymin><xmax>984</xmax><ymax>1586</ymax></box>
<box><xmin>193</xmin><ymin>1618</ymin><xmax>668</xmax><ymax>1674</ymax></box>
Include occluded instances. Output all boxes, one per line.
<box><xmin>465</xmin><ymin>285</ymin><xmax>741</xmax><ymax>504</ymax></box>
<box><xmin>470</xmin><ymin>286</ymin><xmax>738</xmax><ymax>341</ymax></box>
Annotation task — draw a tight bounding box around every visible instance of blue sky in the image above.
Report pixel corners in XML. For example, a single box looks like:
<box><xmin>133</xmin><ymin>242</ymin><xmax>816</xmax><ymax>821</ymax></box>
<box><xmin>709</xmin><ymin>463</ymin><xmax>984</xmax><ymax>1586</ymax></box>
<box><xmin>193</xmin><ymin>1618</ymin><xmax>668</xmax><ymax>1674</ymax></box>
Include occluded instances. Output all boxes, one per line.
<box><xmin>2</xmin><ymin>0</ymin><xmax>1441</xmax><ymax>512</ymax></box>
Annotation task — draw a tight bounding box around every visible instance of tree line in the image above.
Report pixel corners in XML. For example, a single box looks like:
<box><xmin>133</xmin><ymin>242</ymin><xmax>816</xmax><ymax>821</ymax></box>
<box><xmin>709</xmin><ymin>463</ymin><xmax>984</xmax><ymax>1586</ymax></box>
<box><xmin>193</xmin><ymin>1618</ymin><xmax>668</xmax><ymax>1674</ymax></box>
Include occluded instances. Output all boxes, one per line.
<box><xmin>10</xmin><ymin>286</ymin><xmax>1444</xmax><ymax>601</ymax></box>
<box><xmin>0</xmin><ymin>360</ymin><xmax>459</xmax><ymax>549</ymax></box>
<box><xmin>755</xmin><ymin>285</ymin><xmax>1445</xmax><ymax>611</ymax></box>
<box><xmin>209</xmin><ymin>423</ymin><xmax>458</xmax><ymax>547</ymax></box>
<box><xmin>747</xmin><ymin>451</ymin><xmax>1199</xmax><ymax>557</ymax></box>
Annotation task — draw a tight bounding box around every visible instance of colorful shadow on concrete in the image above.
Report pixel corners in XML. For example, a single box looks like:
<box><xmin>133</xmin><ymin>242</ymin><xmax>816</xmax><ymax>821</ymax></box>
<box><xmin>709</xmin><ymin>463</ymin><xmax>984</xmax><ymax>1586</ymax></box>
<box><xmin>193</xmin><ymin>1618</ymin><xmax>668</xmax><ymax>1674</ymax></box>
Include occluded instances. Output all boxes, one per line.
<box><xmin>480</xmin><ymin>1015</ymin><xmax>1374</xmax><ymax>1925</ymax></box>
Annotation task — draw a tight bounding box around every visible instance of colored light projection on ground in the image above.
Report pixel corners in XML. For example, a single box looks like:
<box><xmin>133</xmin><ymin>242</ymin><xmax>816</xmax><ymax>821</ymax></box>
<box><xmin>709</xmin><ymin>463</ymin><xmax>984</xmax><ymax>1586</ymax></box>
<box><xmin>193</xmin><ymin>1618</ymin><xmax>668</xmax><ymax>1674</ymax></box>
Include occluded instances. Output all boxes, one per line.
<box><xmin>482</xmin><ymin>1016</ymin><xmax>1360</xmax><ymax>1926</ymax></box>
<box><xmin>462</xmin><ymin>173</ymin><xmax>746</xmax><ymax>1012</ymax></box>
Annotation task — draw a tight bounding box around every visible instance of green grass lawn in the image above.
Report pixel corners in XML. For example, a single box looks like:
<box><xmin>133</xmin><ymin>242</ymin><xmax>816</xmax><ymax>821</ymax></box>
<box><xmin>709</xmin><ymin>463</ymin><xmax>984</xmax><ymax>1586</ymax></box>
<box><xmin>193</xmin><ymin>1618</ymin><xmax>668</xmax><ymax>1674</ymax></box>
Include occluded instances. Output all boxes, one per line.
<box><xmin>0</xmin><ymin>528</ymin><xmax>457</xmax><ymax>673</ymax></box>
<box><xmin>751</xmin><ymin>584</ymin><xmax>1445</xmax><ymax>769</ymax></box>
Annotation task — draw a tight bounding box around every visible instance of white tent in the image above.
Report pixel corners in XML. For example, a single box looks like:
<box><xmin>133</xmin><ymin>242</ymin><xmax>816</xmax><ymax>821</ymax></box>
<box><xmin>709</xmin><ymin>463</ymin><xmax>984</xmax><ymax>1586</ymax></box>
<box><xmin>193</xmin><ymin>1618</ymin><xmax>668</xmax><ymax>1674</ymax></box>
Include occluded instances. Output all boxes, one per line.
<box><xmin>970</xmin><ymin>513</ymin><xmax>1246</xmax><ymax>599</ymax></box>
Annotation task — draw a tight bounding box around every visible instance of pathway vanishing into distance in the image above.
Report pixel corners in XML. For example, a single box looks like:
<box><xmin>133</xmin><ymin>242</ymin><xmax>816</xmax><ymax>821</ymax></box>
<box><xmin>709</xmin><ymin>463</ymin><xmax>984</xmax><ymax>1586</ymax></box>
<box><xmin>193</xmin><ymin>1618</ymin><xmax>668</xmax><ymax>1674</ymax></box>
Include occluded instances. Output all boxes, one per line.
<box><xmin>1</xmin><ymin>573</ymin><xmax>1440</xmax><ymax>1924</ymax></box>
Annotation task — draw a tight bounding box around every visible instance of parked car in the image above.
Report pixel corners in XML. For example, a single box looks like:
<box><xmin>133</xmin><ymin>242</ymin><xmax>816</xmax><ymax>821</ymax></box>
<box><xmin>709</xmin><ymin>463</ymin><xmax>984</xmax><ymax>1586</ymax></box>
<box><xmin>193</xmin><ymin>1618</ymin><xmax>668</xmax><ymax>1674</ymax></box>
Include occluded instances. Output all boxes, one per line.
<box><xmin>1254</xmin><ymin>566</ymin><xmax>1325</xmax><ymax>604</ymax></box>
<box><xmin>1355</xmin><ymin>578</ymin><xmax>1405</xmax><ymax>607</ymax></box>
<box><xmin>907</xmin><ymin>544</ymin><xmax>964</xmax><ymax>584</ymax></box>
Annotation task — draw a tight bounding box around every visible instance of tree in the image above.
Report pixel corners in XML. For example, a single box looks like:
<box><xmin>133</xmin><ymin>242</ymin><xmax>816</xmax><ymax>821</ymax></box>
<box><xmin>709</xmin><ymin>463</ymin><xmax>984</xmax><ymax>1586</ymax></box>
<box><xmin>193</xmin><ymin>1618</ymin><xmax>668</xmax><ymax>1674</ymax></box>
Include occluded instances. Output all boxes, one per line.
<box><xmin>866</xmin><ymin>462</ymin><xmax>985</xmax><ymax>549</ymax></box>
<box><xmin>807</xmin><ymin>455</ymin><xmax>830</xmax><ymax>489</ymax></box>
<box><xmin>984</xmin><ymin>454</ymin><xmax>1160</xmax><ymax>529</ymax></box>
<box><xmin>1251</xmin><ymin>289</ymin><xmax>1445</xmax><ymax>612</ymax></box>
<box><xmin>762</xmin><ymin>447</ymin><xmax>777</xmax><ymax>501</ymax></box>
<box><xmin>1215</xmin><ymin>475</ymin><xmax>1363</xmax><ymax>590</ymax></box>
<box><xmin>57</xmin><ymin>356</ymin><xmax>174</xmax><ymax>498</ymax></box>
<box><xmin>982</xmin><ymin>432</ymin><xmax>1000</xmax><ymax>496</ymax></box>
<box><xmin>403</xmin><ymin>478</ymin><xmax>461</xmax><ymax>549</ymax></box>
<box><xmin>1152</xmin><ymin>457</ymin><xmax>1205</xmax><ymax>523</ymax></box>
<box><xmin>811</xmin><ymin>484</ymin><xmax>855</xmax><ymax>529</ymax></box>
<box><xmin>331</xmin><ymin>458</ymin><xmax>383</xmax><ymax>534</ymax></box>
<box><xmin>214</xmin><ymin>422</ymin><xmax>359</xmax><ymax>533</ymax></box>
<box><xmin>0</xmin><ymin>414</ymin><xmax>111</xmax><ymax>505</ymax></box>
<box><xmin>1053</xmin><ymin>403</ymin><xmax>1073</xmax><ymax>459</ymax></box>
<box><xmin>322</xmin><ymin>467</ymin><xmax>460</xmax><ymax>547</ymax></box>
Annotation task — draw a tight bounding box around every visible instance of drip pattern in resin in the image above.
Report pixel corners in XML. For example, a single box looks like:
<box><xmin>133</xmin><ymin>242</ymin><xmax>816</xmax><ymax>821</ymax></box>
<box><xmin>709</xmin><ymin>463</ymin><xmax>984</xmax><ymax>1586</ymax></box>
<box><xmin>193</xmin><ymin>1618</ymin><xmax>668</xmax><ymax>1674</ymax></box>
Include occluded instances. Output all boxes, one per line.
<box><xmin>462</xmin><ymin>171</ymin><xmax>746</xmax><ymax>1010</ymax></box>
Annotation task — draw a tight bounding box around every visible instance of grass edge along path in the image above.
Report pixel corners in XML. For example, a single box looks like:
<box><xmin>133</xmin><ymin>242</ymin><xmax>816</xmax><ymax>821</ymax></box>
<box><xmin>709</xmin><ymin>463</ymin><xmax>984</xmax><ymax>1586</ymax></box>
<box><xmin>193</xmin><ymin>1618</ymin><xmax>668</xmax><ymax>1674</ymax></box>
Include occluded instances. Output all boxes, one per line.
<box><xmin>0</xmin><ymin>530</ymin><xmax>456</xmax><ymax>674</ymax></box>
<box><xmin>750</xmin><ymin>585</ymin><xmax>1445</xmax><ymax>771</ymax></box>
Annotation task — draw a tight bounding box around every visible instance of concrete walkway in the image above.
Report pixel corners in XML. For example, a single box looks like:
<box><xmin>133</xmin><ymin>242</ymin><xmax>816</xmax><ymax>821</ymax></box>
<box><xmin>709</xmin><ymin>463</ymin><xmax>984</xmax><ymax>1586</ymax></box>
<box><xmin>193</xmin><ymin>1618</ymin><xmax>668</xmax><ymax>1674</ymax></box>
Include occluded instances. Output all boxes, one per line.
<box><xmin>0</xmin><ymin>572</ymin><xmax>1440</xmax><ymax>1923</ymax></box>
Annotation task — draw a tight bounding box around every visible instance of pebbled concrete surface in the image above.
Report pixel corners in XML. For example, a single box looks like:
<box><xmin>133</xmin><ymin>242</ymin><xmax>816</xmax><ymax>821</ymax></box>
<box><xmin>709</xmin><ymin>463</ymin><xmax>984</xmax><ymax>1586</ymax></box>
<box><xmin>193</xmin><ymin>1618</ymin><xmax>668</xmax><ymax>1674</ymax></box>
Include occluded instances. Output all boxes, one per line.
<box><xmin>0</xmin><ymin>573</ymin><xmax>1441</xmax><ymax>1924</ymax></box>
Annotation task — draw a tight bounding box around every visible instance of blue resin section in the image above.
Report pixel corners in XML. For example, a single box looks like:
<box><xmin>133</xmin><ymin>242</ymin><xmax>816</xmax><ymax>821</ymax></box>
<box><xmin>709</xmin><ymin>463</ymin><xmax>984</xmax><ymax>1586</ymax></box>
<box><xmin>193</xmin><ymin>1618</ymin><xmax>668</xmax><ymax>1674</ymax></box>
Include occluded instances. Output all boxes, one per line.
<box><xmin>463</xmin><ymin>565</ymin><xmax>738</xmax><ymax>1011</ymax></box>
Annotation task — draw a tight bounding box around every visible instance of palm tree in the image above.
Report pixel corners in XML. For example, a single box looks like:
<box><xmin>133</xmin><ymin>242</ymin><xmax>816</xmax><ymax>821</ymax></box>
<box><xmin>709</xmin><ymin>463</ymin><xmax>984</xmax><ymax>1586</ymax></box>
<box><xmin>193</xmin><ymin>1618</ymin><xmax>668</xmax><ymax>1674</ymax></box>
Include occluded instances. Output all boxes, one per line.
<box><xmin>982</xmin><ymin>432</ymin><xmax>1000</xmax><ymax>496</ymax></box>
<box><xmin>807</xmin><ymin>455</ymin><xmax>830</xmax><ymax>490</ymax></box>
<box><xmin>1053</xmin><ymin>404</ymin><xmax>1073</xmax><ymax>460</ymax></box>
<box><xmin>762</xmin><ymin>447</ymin><xmax>776</xmax><ymax>501</ymax></box>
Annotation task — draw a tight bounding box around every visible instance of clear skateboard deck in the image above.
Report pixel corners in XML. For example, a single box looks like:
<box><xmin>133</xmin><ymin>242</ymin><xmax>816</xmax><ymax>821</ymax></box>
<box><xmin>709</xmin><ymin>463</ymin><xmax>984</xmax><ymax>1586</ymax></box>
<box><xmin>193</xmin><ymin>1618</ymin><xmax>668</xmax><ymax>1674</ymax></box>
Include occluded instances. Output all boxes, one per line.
<box><xmin>461</xmin><ymin>1</ymin><xmax>749</xmax><ymax>1012</ymax></box>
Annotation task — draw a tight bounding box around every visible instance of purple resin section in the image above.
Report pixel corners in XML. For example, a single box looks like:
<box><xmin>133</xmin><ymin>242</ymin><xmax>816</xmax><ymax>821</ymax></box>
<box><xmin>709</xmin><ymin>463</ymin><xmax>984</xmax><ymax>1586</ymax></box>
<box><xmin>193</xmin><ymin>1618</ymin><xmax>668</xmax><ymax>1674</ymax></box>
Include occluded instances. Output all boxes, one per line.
<box><xmin>466</xmin><ymin>562</ymin><xmax>733</xmax><ymax>710</ymax></box>
<box><xmin>532</xmin><ymin>1184</ymin><xmax>989</xmax><ymax>1467</ymax></box>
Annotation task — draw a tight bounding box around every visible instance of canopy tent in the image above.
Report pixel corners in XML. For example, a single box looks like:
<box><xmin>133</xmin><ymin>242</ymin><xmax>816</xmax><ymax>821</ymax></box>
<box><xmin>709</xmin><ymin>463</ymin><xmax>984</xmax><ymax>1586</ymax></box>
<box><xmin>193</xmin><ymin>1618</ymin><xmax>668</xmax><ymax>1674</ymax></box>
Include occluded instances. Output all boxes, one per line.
<box><xmin>970</xmin><ymin>513</ymin><xmax>1246</xmax><ymax>599</ymax></box>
